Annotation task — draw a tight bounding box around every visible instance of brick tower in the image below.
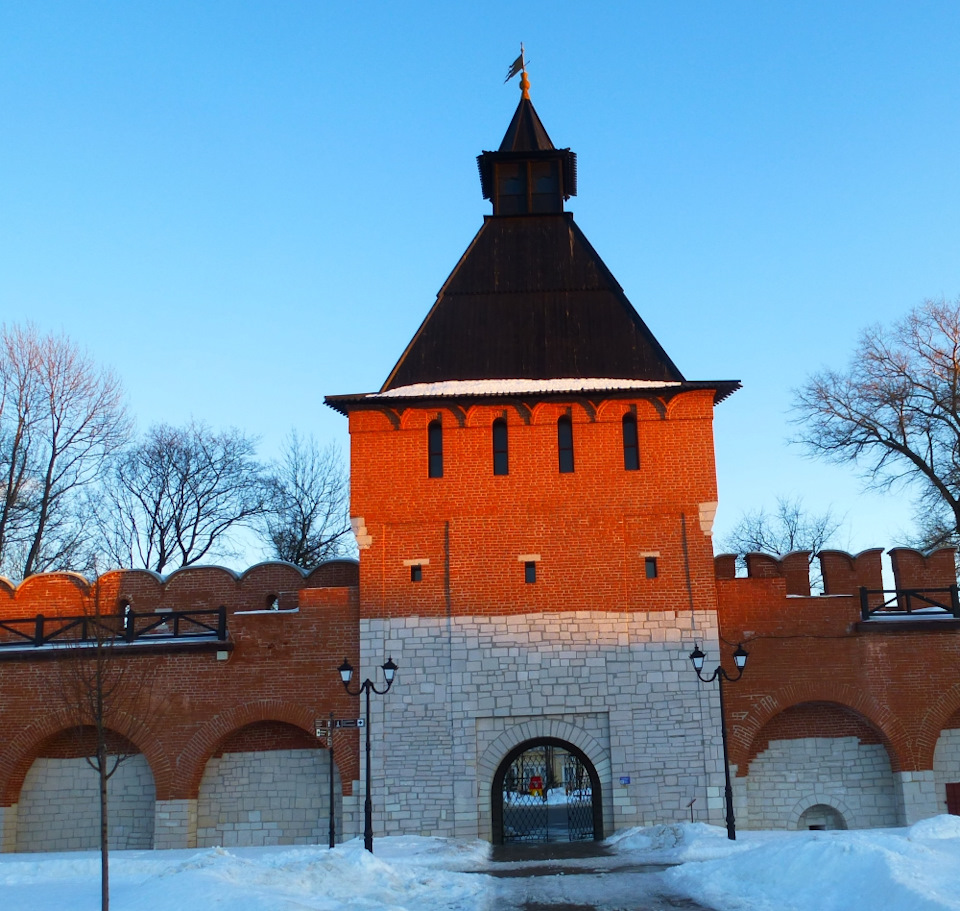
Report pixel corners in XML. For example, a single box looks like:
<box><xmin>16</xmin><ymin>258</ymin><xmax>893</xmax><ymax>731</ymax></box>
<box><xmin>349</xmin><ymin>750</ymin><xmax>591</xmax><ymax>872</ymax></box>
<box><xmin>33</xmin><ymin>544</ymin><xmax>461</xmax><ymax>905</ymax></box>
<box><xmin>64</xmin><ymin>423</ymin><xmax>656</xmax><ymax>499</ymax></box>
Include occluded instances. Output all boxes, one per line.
<box><xmin>326</xmin><ymin>69</ymin><xmax>740</xmax><ymax>841</ymax></box>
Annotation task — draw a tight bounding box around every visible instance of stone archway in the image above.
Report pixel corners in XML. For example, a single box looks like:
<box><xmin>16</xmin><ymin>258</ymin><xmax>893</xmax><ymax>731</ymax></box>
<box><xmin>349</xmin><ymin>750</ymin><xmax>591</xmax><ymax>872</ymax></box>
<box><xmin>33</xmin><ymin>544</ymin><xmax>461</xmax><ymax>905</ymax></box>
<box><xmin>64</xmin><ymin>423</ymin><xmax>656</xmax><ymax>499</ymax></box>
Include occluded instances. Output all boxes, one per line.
<box><xmin>491</xmin><ymin>738</ymin><xmax>603</xmax><ymax>844</ymax></box>
<box><xmin>476</xmin><ymin>717</ymin><xmax>611</xmax><ymax>842</ymax></box>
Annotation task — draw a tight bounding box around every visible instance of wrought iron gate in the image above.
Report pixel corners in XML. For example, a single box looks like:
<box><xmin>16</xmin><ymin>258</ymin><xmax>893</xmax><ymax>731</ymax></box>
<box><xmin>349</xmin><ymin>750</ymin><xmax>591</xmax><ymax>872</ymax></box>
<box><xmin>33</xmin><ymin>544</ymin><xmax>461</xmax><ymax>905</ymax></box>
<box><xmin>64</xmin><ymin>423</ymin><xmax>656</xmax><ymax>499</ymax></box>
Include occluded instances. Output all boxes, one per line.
<box><xmin>500</xmin><ymin>743</ymin><xmax>594</xmax><ymax>842</ymax></box>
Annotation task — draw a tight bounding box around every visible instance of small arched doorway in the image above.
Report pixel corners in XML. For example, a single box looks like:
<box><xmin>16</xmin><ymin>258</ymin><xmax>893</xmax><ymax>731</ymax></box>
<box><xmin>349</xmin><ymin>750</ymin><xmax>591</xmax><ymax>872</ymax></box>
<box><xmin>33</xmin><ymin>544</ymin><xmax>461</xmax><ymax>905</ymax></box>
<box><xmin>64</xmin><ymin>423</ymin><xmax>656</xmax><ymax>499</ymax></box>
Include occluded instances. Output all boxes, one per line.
<box><xmin>798</xmin><ymin>803</ymin><xmax>847</xmax><ymax>830</ymax></box>
<box><xmin>491</xmin><ymin>738</ymin><xmax>602</xmax><ymax>844</ymax></box>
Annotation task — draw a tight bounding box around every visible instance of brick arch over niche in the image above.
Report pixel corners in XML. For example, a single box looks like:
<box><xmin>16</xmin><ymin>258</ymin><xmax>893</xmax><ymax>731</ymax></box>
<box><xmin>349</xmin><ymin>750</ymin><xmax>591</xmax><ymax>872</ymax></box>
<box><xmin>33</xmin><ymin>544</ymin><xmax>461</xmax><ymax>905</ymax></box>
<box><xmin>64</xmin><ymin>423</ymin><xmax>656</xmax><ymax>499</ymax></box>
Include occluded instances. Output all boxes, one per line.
<box><xmin>178</xmin><ymin>699</ymin><xmax>324</xmax><ymax>798</ymax></box>
<box><xmin>915</xmin><ymin>683</ymin><xmax>960</xmax><ymax>770</ymax></box>
<box><xmin>0</xmin><ymin>709</ymin><xmax>170</xmax><ymax>806</ymax></box>
<box><xmin>732</xmin><ymin>682</ymin><xmax>912</xmax><ymax>774</ymax></box>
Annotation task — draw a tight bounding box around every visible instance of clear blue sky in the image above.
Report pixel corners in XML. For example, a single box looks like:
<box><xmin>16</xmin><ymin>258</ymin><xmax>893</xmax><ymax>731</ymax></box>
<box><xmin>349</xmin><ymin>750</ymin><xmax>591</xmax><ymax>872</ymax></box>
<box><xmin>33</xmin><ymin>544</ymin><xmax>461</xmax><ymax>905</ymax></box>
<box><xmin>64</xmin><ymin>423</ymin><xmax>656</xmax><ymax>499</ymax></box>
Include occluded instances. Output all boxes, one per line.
<box><xmin>4</xmin><ymin>1</ymin><xmax>959</xmax><ymax>563</ymax></box>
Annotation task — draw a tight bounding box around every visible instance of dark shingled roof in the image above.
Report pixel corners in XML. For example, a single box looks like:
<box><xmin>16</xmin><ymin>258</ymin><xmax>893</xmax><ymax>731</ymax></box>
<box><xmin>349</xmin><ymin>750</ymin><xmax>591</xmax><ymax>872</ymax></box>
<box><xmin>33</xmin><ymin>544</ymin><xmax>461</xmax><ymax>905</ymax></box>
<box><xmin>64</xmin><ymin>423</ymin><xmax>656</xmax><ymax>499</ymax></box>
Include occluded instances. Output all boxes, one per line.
<box><xmin>498</xmin><ymin>96</ymin><xmax>555</xmax><ymax>151</ymax></box>
<box><xmin>325</xmin><ymin>91</ymin><xmax>740</xmax><ymax>413</ymax></box>
<box><xmin>380</xmin><ymin>212</ymin><xmax>685</xmax><ymax>391</ymax></box>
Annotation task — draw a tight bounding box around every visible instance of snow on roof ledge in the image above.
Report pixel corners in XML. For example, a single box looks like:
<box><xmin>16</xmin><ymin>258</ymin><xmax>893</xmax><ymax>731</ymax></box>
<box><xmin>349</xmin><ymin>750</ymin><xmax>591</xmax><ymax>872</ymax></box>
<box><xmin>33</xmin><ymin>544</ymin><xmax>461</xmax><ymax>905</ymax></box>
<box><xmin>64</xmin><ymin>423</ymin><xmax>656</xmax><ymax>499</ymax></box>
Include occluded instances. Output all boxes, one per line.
<box><xmin>378</xmin><ymin>378</ymin><xmax>684</xmax><ymax>398</ymax></box>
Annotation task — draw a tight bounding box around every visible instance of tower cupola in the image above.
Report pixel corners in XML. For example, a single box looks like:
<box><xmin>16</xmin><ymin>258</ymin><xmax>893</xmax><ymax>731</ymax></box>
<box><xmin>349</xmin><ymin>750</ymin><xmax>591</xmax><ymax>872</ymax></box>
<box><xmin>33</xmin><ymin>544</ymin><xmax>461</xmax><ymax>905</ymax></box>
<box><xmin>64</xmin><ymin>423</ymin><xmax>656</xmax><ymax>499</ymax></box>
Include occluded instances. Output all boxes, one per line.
<box><xmin>476</xmin><ymin>69</ymin><xmax>577</xmax><ymax>215</ymax></box>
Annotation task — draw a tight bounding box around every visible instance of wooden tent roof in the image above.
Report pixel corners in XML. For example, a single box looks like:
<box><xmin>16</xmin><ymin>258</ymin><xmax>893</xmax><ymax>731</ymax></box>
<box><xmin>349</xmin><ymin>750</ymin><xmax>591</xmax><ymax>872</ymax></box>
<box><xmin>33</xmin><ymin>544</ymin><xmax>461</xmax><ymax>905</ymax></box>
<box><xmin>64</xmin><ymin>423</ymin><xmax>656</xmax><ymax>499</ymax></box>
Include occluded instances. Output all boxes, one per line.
<box><xmin>380</xmin><ymin>212</ymin><xmax>686</xmax><ymax>390</ymax></box>
<box><xmin>325</xmin><ymin>92</ymin><xmax>740</xmax><ymax>413</ymax></box>
<box><xmin>497</xmin><ymin>95</ymin><xmax>556</xmax><ymax>152</ymax></box>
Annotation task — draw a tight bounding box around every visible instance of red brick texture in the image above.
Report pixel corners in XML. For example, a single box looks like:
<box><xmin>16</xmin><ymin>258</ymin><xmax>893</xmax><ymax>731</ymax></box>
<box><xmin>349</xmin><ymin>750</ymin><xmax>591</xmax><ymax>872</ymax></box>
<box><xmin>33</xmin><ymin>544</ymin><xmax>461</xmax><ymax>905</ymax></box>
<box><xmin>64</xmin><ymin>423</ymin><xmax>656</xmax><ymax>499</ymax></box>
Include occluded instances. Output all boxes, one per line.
<box><xmin>0</xmin><ymin>563</ymin><xmax>361</xmax><ymax>807</ymax></box>
<box><xmin>348</xmin><ymin>392</ymin><xmax>722</xmax><ymax>621</ymax></box>
<box><xmin>717</xmin><ymin>563</ymin><xmax>960</xmax><ymax>776</ymax></box>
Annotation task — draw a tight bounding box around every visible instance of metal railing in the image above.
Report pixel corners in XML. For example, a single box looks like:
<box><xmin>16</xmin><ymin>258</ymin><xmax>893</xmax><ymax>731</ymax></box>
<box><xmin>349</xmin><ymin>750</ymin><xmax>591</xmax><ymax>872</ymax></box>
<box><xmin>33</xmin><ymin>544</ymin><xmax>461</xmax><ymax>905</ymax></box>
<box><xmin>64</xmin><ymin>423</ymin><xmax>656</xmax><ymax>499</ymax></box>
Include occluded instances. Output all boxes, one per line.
<box><xmin>859</xmin><ymin>586</ymin><xmax>960</xmax><ymax>621</ymax></box>
<box><xmin>0</xmin><ymin>606</ymin><xmax>228</xmax><ymax>649</ymax></box>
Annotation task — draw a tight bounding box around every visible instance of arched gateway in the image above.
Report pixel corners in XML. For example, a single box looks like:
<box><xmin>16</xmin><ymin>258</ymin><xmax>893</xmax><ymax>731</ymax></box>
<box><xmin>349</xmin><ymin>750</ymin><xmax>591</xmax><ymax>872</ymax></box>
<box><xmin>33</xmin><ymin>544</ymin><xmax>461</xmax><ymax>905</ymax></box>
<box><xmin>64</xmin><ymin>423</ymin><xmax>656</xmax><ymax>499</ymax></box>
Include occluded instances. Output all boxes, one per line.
<box><xmin>491</xmin><ymin>738</ymin><xmax>602</xmax><ymax>844</ymax></box>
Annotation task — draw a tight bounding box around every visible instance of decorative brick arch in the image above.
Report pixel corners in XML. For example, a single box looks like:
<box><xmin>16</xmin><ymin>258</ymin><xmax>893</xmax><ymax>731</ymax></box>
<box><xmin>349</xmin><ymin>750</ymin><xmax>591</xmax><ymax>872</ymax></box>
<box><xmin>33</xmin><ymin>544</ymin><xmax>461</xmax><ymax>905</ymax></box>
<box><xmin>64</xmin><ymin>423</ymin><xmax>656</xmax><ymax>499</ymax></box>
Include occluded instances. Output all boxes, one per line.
<box><xmin>0</xmin><ymin>708</ymin><xmax>170</xmax><ymax>806</ymax></box>
<box><xmin>732</xmin><ymin>682</ymin><xmax>912</xmax><ymax>775</ymax></box>
<box><xmin>915</xmin><ymin>682</ymin><xmax>960</xmax><ymax>770</ymax></box>
<box><xmin>528</xmin><ymin>400</ymin><xmax>593</xmax><ymax>426</ymax></box>
<box><xmin>178</xmin><ymin>699</ymin><xmax>320</xmax><ymax>798</ymax></box>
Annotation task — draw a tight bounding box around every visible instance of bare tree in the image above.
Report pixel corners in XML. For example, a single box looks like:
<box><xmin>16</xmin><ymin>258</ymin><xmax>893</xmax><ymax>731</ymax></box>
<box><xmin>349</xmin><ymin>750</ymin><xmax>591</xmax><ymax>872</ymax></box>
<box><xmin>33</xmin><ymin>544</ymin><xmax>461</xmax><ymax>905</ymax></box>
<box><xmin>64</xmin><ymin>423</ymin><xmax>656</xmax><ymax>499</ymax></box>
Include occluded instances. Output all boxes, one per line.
<box><xmin>794</xmin><ymin>298</ymin><xmax>960</xmax><ymax>550</ymax></box>
<box><xmin>56</xmin><ymin>584</ymin><xmax>154</xmax><ymax>911</ymax></box>
<box><xmin>720</xmin><ymin>496</ymin><xmax>844</xmax><ymax>588</ymax></box>
<box><xmin>0</xmin><ymin>324</ymin><xmax>129</xmax><ymax>581</ymax></box>
<box><xmin>260</xmin><ymin>432</ymin><xmax>352</xmax><ymax>567</ymax></box>
<box><xmin>722</xmin><ymin>497</ymin><xmax>843</xmax><ymax>557</ymax></box>
<box><xmin>96</xmin><ymin>421</ymin><xmax>269</xmax><ymax>572</ymax></box>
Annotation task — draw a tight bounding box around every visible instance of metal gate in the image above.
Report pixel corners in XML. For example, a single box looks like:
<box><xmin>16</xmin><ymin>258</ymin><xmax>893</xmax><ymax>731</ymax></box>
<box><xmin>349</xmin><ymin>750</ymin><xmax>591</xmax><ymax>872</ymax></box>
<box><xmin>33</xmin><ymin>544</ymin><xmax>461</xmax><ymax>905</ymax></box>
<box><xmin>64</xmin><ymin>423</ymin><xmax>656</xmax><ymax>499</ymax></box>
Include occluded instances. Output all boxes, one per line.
<box><xmin>499</xmin><ymin>743</ymin><xmax>595</xmax><ymax>842</ymax></box>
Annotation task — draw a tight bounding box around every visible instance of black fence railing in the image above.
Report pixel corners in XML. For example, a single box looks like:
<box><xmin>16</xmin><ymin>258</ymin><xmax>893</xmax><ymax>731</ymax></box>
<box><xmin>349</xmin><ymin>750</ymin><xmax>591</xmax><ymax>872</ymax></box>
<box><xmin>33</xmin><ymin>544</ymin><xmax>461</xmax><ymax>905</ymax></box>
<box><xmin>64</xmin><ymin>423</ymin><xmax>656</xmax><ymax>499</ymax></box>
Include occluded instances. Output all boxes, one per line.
<box><xmin>0</xmin><ymin>606</ymin><xmax>228</xmax><ymax>649</ymax></box>
<box><xmin>859</xmin><ymin>586</ymin><xmax>960</xmax><ymax>621</ymax></box>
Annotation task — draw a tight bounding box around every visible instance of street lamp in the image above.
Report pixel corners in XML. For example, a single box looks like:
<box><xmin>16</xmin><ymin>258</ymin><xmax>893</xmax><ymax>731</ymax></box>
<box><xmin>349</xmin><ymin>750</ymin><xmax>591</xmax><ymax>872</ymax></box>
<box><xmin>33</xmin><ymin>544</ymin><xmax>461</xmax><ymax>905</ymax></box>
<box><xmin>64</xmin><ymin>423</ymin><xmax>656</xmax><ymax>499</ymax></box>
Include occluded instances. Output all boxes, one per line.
<box><xmin>689</xmin><ymin>641</ymin><xmax>748</xmax><ymax>841</ymax></box>
<box><xmin>338</xmin><ymin>655</ymin><xmax>398</xmax><ymax>853</ymax></box>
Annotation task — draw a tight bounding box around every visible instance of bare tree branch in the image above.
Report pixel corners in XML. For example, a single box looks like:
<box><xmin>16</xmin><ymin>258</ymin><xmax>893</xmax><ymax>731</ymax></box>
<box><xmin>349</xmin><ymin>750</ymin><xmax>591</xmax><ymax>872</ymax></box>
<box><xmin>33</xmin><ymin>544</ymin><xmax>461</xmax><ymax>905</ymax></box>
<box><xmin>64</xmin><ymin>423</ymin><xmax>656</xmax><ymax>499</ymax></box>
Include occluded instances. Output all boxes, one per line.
<box><xmin>720</xmin><ymin>496</ymin><xmax>844</xmax><ymax>588</ymax></box>
<box><xmin>258</xmin><ymin>432</ymin><xmax>352</xmax><ymax>568</ymax></box>
<box><xmin>793</xmin><ymin>298</ymin><xmax>960</xmax><ymax>549</ymax></box>
<box><xmin>0</xmin><ymin>324</ymin><xmax>129</xmax><ymax>581</ymax></box>
<box><xmin>96</xmin><ymin>422</ymin><xmax>269</xmax><ymax>573</ymax></box>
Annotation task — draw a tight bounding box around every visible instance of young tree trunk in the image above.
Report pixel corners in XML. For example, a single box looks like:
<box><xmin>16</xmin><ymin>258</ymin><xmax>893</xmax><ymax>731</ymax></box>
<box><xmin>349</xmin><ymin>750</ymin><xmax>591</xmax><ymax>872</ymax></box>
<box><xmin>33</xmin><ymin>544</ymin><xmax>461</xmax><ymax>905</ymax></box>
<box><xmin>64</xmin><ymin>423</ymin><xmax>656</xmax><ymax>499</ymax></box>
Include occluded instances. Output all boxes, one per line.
<box><xmin>99</xmin><ymin>727</ymin><xmax>110</xmax><ymax>911</ymax></box>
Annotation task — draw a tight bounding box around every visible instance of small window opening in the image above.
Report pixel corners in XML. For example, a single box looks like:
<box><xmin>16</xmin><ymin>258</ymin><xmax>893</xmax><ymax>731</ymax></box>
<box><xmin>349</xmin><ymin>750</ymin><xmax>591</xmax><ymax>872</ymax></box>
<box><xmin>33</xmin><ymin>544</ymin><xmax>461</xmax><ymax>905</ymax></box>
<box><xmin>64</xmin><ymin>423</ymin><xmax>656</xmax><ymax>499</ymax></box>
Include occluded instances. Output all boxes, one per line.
<box><xmin>410</xmin><ymin>564</ymin><xmax>423</xmax><ymax>582</ymax></box>
<box><xmin>493</xmin><ymin>418</ymin><xmax>509</xmax><ymax>475</ymax></box>
<box><xmin>428</xmin><ymin>420</ymin><xmax>443</xmax><ymax>478</ymax></box>
<box><xmin>622</xmin><ymin>413</ymin><xmax>639</xmax><ymax>471</ymax></box>
<box><xmin>119</xmin><ymin>599</ymin><xmax>132</xmax><ymax>632</ymax></box>
<box><xmin>525</xmin><ymin>561</ymin><xmax>537</xmax><ymax>584</ymax></box>
<box><xmin>645</xmin><ymin>557</ymin><xmax>658</xmax><ymax>579</ymax></box>
<box><xmin>557</xmin><ymin>416</ymin><xmax>574</xmax><ymax>473</ymax></box>
<box><xmin>265</xmin><ymin>593</ymin><xmax>280</xmax><ymax>610</ymax></box>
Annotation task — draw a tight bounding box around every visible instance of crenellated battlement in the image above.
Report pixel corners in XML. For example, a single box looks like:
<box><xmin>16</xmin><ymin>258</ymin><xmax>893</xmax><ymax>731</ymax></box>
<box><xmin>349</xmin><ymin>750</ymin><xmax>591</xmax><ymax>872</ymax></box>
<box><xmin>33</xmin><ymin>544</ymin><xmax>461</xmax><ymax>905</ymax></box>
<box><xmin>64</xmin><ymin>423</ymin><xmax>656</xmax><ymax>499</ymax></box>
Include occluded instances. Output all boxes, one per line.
<box><xmin>715</xmin><ymin>546</ymin><xmax>957</xmax><ymax>596</ymax></box>
<box><xmin>0</xmin><ymin>559</ymin><xmax>360</xmax><ymax>620</ymax></box>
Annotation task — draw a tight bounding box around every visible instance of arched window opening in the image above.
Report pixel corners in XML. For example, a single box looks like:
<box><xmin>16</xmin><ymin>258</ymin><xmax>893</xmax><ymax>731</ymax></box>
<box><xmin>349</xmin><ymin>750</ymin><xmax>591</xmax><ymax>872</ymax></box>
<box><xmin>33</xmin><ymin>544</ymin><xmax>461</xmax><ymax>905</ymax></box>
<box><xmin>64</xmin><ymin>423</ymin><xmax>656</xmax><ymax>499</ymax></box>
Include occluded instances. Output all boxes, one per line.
<box><xmin>493</xmin><ymin>419</ymin><xmax>509</xmax><ymax>475</ymax></box>
<box><xmin>622</xmin><ymin>413</ymin><xmax>639</xmax><ymax>471</ymax></box>
<box><xmin>557</xmin><ymin>416</ymin><xmax>574</xmax><ymax>474</ymax></box>
<box><xmin>119</xmin><ymin>599</ymin><xmax>133</xmax><ymax>634</ymax></box>
<box><xmin>428</xmin><ymin>420</ymin><xmax>443</xmax><ymax>478</ymax></box>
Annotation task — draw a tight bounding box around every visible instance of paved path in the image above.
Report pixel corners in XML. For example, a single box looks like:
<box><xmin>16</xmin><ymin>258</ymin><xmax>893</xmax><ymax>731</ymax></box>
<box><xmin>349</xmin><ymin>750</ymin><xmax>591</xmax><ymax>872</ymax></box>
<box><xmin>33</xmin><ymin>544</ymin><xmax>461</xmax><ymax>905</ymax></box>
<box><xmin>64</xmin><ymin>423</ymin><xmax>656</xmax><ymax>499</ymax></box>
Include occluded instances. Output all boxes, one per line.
<box><xmin>467</xmin><ymin>842</ymin><xmax>715</xmax><ymax>911</ymax></box>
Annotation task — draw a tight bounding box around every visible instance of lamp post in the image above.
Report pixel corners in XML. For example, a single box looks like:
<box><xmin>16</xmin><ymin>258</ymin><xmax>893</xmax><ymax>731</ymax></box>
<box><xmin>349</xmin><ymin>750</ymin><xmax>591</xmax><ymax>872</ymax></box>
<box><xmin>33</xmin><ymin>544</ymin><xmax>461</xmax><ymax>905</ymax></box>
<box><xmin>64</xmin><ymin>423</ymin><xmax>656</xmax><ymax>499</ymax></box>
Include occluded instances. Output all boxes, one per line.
<box><xmin>338</xmin><ymin>655</ymin><xmax>398</xmax><ymax>853</ymax></box>
<box><xmin>689</xmin><ymin>641</ymin><xmax>748</xmax><ymax>841</ymax></box>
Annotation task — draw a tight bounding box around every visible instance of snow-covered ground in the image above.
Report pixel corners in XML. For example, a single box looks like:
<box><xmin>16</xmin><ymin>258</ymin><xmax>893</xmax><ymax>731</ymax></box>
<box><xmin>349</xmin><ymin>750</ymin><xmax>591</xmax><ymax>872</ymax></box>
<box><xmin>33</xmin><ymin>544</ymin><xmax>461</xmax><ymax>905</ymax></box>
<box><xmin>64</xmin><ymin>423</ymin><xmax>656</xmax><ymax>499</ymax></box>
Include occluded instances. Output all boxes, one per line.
<box><xmin>3</xmin><ymin>818</ymin><xmax>960</xmax><ymax>910</ymax></box>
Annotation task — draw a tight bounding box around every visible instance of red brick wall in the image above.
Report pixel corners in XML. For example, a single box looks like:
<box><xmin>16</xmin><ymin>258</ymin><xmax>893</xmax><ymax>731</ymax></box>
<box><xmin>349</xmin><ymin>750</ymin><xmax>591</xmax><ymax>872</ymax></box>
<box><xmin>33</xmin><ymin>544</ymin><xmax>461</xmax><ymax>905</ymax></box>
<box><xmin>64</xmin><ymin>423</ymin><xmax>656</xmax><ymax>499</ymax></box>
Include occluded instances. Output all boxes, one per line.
<box><xmin>745</xmin><ymin>702</ymin><xmax>884</xmax><ymax>768</ymax></box>
<box><xmin>0</xmin><ymin>567</ymin><xmax>362</xmax><ymax>807</ymax></box>
<box><xmin>349</xmin><ymin>391</ymin><xmax>721</xmax><ymax>620</ymax></box>
<box><xmin>890</xmin><ymin>548</ymin><xmax>957</xmax><ymax>592</ymax></box>
<box><xmin>717</xmin><ymin>569</ymin><xmax>960</xmax><ymax>776</ymax></box>
<box><xmin>215</xmin><ymin>721</ymin><xmax>318</xmax><ymax>755</ymax></box>
<box><xmin>36</xmin><ymin>728</ymin><xmax>141</xmax><ymax>759</ymax></box>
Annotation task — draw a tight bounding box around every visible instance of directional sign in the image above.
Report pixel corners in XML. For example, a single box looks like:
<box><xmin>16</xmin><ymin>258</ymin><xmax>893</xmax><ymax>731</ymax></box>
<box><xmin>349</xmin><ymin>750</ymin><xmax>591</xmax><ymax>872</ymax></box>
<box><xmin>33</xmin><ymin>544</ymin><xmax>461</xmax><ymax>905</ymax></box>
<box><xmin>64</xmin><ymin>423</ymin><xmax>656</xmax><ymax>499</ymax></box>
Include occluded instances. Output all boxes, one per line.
<box><xmin>315</xmin><ymin>718</ymin><xmax>364</xmax><ymax>733</ymax></box>
<box><xmin>332</xmin><ymin>718</ymin><xmax>364</xmax><ymax>728</ymax></box>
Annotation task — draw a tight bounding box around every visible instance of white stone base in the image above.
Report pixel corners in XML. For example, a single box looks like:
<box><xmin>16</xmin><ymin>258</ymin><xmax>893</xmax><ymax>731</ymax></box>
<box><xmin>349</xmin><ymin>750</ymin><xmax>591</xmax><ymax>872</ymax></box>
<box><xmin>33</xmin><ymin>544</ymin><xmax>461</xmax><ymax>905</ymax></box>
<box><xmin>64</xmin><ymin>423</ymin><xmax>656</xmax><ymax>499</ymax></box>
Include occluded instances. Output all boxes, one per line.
<box><xmin>16</xmin><ymin>755</ymin><xmax>155</xmax><ymax>851</ymax></box>
<box><xmin>196</xmin><ymin>748</ymin><xmax>341</xmax><ymax>847</ymax></box>
<box><xmin>154</xmin><ymin>799</ymin><xmax>197</xmax><ymax>849</ymax></box>
<box><xmin>0</xmin><ymin>804</ymin><xmax>16</xmax><ymax>853</ymax></box>
<box><xmin>360</xmin><ymin>609</ymin><xmax>723</xmax><ymax>840</ymax></box>
<box><xmin>896</xmin><ymin>770</ymin><xmax>939</xmax><ymax>825</ymax></box>
<box><xmin>743</xmin><ymin>736</ymin><xmax>898</xmax><ymax>830</ymax></box>
<box><xmin>933</xmin><ymin>728</ymin><xmax>960</xmax><ymax>815</ymax></box>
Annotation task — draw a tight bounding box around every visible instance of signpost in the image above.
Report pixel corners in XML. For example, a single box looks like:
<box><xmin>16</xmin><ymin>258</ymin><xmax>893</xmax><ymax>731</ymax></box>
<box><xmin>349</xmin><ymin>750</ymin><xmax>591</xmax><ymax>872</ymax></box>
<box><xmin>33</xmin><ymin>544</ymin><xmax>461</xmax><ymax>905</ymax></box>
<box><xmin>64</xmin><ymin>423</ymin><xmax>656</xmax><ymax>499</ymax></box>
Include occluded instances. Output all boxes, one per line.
<box><xmin>314</xmin><ymin>717</ymin><xmax>365</xmax><ymax>848</ymax></box>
